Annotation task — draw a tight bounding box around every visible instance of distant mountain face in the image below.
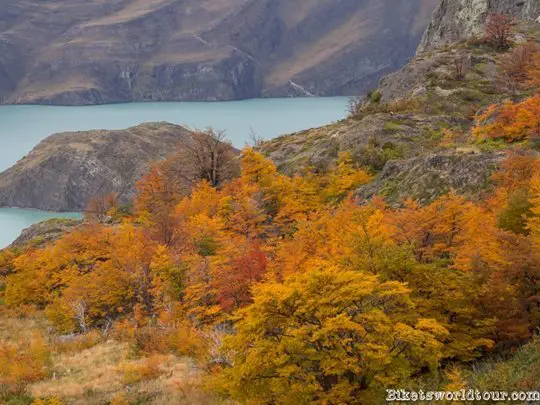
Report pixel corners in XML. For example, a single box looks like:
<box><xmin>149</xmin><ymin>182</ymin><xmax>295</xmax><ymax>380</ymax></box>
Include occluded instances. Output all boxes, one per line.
<box><xmin>0</xmin><ymin>0</ymin><xmax>437</xmax><ymax>105</ymax></box>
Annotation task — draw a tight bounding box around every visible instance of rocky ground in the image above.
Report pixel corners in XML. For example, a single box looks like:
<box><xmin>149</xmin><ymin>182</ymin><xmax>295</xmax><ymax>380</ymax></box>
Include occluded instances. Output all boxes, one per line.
<box><xmin>10</xmin><ymin>218</ymin><xmax>84</xmax><ymax>249</ymax></box>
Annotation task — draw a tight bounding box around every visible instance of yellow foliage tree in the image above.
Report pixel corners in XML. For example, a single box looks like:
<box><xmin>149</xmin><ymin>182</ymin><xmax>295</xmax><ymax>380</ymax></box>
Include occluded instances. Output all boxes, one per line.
<box><xmin>213</xmin><ymin>261</ymin><xmax>447</xmax><ymax>404</ymax></box>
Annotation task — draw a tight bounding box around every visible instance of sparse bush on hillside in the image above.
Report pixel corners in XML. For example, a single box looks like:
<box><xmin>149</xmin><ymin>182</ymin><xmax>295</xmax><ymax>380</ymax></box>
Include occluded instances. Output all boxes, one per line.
<box><xmin>367</xmin><ymin>89</ymin><xmax>382</xmax><ymax>103</ymax></box>
<box><xmin>452</xmin><ymin>54</ymin><xmax>469</xmax><ymax>80</ymax></box>
<box><xmin>347</xmin><ymin>95</ymin><xmax>364</xmax><ymax>117</ymax></box>
<box><xmin>484</xmin><ymin>13</ymin><xmax>514</xmax><ymax>50</ymax></box>
<box><xmin>498</xmin><ymin>43</ymin><xmax>537</xmax><ymax>92</ymax></box>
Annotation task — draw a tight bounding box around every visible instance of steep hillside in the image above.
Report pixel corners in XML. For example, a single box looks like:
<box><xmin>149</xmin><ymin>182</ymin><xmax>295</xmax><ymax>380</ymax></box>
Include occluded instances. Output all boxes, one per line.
<box><xmin>0</xmin><ymin>0</ymin><xmax>437</xmax><ymax>105</ymax></box>
<box><xmin>261</xmin><ymin>17</ymin><xmax>540</xmax><ymax>204</ymax></box>
<box><xmin>0</xmin><ymin>122</ymin><xmax>195</xmax><ymax>211</ymax></box>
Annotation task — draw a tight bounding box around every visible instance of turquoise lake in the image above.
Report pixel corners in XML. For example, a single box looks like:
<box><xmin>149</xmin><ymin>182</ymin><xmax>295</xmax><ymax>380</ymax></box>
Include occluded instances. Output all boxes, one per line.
<box><xmin>0</xmin><ymin>209</ymin><xmax>82</xmax><ymax>248</ymax></box>
<box><xmin>0</xmin><ymin>97</ymin><xmax>348</xmax><ymax>247</ymax></box>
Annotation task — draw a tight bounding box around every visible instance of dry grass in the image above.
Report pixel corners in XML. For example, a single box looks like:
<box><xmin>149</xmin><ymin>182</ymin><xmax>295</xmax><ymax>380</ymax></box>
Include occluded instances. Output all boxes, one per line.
<box><xmin>0</xmin><ymin>317</ymin><xmax>203</xmax><ymax>403</ymax></box>
<box><xmin>29</xmin><ymin>340</ymin><xmax>128</xmax><ymax>401</ymax></box>
<box><xmin>29</xmin><ymin>340</ymin><xmax>216</xmax><ymax>404</ymax></box>
<box><xmin>0</xmin><ymin>314</ymin><xmax>46</xmax><ymax>341</ymax></box>
<box><xmin>119</xmin><ymin>355</ymin><xmax>168</xmax><ymax>385</ymax></box>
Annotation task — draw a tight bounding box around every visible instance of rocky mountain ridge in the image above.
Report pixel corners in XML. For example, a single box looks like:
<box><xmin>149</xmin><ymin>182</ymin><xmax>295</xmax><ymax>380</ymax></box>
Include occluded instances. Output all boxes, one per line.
<box><xmin>0</xmin><ymin>0</ymin><xmax>437</xmax><ymax>105</ymax></box>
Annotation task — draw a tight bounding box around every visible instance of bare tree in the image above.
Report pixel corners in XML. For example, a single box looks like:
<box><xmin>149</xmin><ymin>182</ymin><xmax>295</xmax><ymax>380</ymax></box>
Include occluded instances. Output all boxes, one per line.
<box><xmin>175</xmin><ymin>128</ymin><xmax>239</xmax><ymax>188</ymax></box>
<box><xmin>484</xmin><ymin>13</ymin><xmax>514</xmax><ymax>50</ymax></box>
<box><xmin>347</xmin><ymin>95</ymin><xmax>366</xmax><ymax>117</ymax></box>
<box><xmin>85</xmin><ymin>192</ymin><xmax>119</xmax><ymax>222</ymax></box>
<box><xmin>498</xmin><ymin>43</ymin><xmax>536</xmax><ymax>92</ymax></box>
<box><xmin>248</xmin><ymin>127</ymin><xmax>265</xmax><ymax>148</ymax></box>
<box><xmin>70</xmin><ymin>300</ymin><xmax>88</xmax><ymax>333</ymax></box>
<box><xmin>452</xmin><ymin>53</ymin><xmax>469</xmax><ymax>81</ymax></box>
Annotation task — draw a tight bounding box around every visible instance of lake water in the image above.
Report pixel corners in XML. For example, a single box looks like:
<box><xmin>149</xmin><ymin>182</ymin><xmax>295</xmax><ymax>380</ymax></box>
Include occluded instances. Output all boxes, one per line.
<box><xmin>0</xmin><ymin>97</ymin><xmax>348</xmax><ymax>247</ymax></box>
<box><xmin>0</xmin><ymin>209</ymin><xmax>82</xmax><ymax>248</ymax></box>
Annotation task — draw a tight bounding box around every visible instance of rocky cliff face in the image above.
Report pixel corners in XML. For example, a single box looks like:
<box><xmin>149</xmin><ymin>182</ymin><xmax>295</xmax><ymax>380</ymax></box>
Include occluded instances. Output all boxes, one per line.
<box><xmin>0</xmin><ymin>0</ymin><xmax>437</xmax><ymax>105</ymax></box>
<box><xmin>418</xmin><ymin>0</ymin><xmax>540</xmax><ymax>53</ymax></box>
<box><xmin>0</xmin><ymin>123</ymin><xmax>194</xmax><ymax>211</ymax></box>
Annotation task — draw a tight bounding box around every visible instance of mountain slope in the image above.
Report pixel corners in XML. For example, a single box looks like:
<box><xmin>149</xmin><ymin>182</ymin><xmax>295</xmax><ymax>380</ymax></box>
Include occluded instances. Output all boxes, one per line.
<box><xmin>0</xmin><ymin>0</ymin><xmax>437</xmax><ymax>105</ymax></box>
<box><xmin>261</xmin><ymin>14</ymin><xmax>540</xmax><ymax>204</ymax></box>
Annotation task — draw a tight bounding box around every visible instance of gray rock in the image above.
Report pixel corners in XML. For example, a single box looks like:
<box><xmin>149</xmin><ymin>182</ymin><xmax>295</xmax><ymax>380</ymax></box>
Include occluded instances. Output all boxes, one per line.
<box><xmin>10</xmin><ymin>218</ymin><xmax>83</xmax><ymax>249</ymax></box>
<box><xmin>356</xmin><ymin>150</ymin><xmax>506</xmax><ymax>205</ymax></box>
<box><xmin>0</xmin><ymin>122</ymin><xmax>195</xmax><ymax>211</ymax></box>
<box><xmin>418</xmin><ymin>0</ymin><xmax>540</xmax><ymax>54</ymax></box>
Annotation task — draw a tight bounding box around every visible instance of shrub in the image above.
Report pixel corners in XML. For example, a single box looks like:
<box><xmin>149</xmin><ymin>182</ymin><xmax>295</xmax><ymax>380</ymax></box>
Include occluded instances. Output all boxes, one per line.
<box><xmin>452</xmin><ymin>54</ymin><xmax>469</xmax><ymax>81</ymax></box>
<box><xmin>368</xmin><ymin>90</ymin><xmax>382</xmax><ymax>103</ymax></box>
<box><xmin>484</xmin><ymin>13</ymin><xmax>514</xmax><ymax>50</ymax></box>
<box><xmin>0</xmin><ymin>334</ymin><xmax>52</xmax><ymax>392</ymax></box>
<box><xmin>497</xmin><ymin>188</ymin><xmax>533</xmax><ymax>234</ymax></box>
<box><xmin>119</xmin><ymin>355</ymin><xmax>166</xmax><ymax>385</ymax></box>
<box><xmin>498</xmin><ymin>43</ymin><xmax>536</xmax><ymax>92</ymax></box>
<box><xmin>347</xmin><ymin>96</ymin><xmax>364</xmax><ymax>117</ymax></box>
<box><xmin>473</xmin><ymin>95</ymin><xmax>540</xmax><ymax>142</ymax></box>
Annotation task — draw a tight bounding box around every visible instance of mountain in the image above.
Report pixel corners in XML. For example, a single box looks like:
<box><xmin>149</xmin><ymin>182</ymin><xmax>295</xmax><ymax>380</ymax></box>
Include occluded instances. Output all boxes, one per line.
<box><xmin>261</xmin><ymin>4</ymin><xmax>540</xmax><ymax>204</ymax></box>
<box><xmin>0</xmin><ymin>0</ymin><xmax>437</xmax><ymax>105</ymax></box>
<box><xmin>0</xmin><ymin>123</ymin><xmax>195</xmax><ymax>211</ymax></box>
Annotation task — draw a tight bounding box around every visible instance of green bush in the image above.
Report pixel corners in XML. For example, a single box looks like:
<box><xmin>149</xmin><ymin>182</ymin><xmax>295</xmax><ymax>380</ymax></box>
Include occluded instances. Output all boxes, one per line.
<box><xmin>367</xmin><ymin>90</ymin><xmax>382</xmax><ymax>104</ymax></box>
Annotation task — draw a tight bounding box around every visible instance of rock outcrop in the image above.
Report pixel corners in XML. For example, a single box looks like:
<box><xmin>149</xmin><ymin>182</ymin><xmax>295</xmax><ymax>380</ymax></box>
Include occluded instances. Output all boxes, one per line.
<box><xmin>261</xmin><ymin>112</ymin><xmax>470</xmax><ymax>174</ymax></box>
<box><xmin>418</xmin><ymin>0</ymin><xmax>540</xmax><ymax>53</ymax></box>
<box><xmin>261</xmin><ymin>0</ymin><xmax>540</xmax><ymax>206</ymax></box>
<box><xmin>356</xmin><ymin>150</ymin><xmax>506</xmax><ymax>205</ymax></box>
<box><xmin>378</xmin><ymin>34</ymin><xmax>503</xmax><ymax>102</ymax></box>
<box><xmin>0</xmin><ymin>122</ymin><xmax>195</xmax><ymax>211</ymax></box>
<box><xmin>10</xmin><ymin>218</ymin><xmax>83</xmax><ymax>249</ymax></box>
<box><xmin>0</xmin><ymin>0</ymin><xmax>437</xmax><ymax>105</ymax></box>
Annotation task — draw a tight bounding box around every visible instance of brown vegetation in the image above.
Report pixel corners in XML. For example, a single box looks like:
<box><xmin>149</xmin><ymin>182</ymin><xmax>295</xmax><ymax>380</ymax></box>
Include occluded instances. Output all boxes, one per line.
<box><xmin>484</xmin><ymin>13</ymin><xmax>514</xmax><ymax>50</ymax></box>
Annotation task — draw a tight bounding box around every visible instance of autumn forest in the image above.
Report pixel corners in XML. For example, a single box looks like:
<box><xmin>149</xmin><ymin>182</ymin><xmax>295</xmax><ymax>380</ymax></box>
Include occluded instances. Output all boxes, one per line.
<box><xmin>1</xmin><ymin>12</ymin><xmax>540</xmax><ymax>405</ymax></box>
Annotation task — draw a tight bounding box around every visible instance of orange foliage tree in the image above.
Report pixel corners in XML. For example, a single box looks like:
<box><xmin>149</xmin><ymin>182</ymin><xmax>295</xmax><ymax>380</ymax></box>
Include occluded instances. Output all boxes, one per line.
<box><xmin>3</xmin><ymin>146</ymin><xmax>540</xmax><ymax>402</ymax></box>
<box><xmin>473</xmin><ymin>95</ymin><xmax>540</xmax><ymax>142</ymax></box>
